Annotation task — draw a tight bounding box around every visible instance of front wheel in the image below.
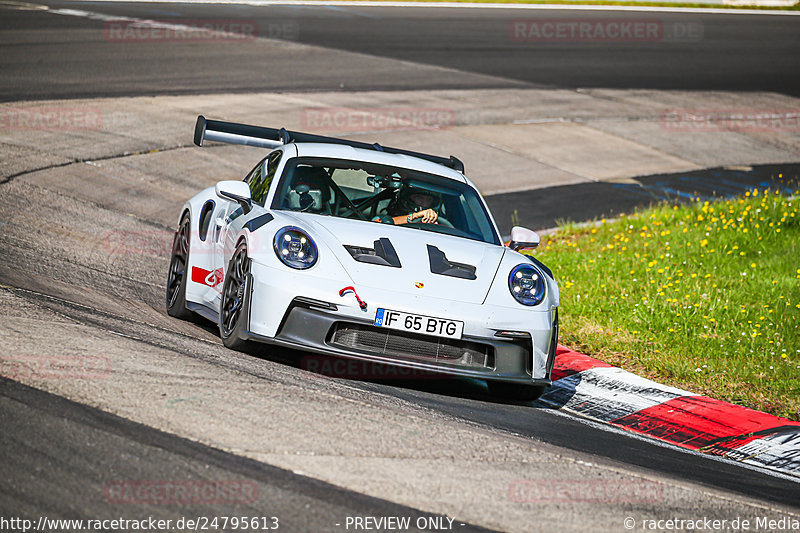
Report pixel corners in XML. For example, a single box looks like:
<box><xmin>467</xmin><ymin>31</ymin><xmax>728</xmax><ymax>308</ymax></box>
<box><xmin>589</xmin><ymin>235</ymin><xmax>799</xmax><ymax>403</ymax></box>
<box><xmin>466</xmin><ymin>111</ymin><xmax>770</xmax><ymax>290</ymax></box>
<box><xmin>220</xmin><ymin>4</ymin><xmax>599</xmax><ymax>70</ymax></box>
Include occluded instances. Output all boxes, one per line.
<box><xmin>219</xmin><ymin>242</ymin><xmax>253</xmax><ymax>351</ymax></box>
<box><xmin>487</xmin><ymin>381</ymin><xmax>547</xmax><ymax>402</ymax></box>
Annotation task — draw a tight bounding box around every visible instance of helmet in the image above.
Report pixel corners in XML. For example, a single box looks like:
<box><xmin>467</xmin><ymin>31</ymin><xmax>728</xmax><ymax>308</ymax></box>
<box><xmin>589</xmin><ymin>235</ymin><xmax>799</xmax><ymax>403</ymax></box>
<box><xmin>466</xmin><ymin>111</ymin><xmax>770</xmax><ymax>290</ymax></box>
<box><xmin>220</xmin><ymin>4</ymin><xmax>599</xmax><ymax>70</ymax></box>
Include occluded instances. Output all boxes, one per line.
<box><xmin>390</xmin><ymin>183</ymin><xmax>441</xmax><ymax>215</ymax></box>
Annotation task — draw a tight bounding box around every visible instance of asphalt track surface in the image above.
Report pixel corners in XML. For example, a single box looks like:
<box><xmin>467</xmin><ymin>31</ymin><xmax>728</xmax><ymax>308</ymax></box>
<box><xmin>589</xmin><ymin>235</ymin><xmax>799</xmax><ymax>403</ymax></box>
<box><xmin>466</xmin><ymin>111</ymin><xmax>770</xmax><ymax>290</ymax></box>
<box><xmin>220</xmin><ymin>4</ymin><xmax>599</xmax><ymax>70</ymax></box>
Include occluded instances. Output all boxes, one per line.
<box><xmin>1</xmin><ymin>152</ymin><xmax>799</xmax><ymax>524</ymax></box>
<box><xmin>0</xmin><ymin>1</ymin><xmax>799</xmax><ymax>101</ymax></box>
<box><xmin>2</xmin><ymin>1</ymin><xmax>800</xmax><ymax>530</ymax></box>
<box><xmin>0</xmin><ymin>377</ymin><xmax>495</xmax><ymax>532</ymax></box>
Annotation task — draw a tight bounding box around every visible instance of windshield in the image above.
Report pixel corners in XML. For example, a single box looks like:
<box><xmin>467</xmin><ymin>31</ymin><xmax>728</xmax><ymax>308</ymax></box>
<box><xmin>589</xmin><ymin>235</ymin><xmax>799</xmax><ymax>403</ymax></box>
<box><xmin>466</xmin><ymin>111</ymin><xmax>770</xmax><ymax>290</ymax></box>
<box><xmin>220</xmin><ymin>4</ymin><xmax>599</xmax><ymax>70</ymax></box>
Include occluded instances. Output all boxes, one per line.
<box><xmin>270</xmin><ymin>157</ymin><xmax>500</xmax><ymax>245</ymax></box>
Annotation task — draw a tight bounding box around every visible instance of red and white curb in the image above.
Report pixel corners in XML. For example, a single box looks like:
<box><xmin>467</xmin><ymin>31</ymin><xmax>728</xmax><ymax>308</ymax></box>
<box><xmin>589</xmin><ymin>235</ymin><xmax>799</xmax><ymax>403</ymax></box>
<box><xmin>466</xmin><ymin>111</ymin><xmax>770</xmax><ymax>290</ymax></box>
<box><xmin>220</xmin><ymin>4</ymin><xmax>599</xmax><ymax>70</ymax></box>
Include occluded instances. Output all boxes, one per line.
<box><xmin>541</xmin><ymin>346</ymin><xmax>800</xmax><ymax>478</ymax></box>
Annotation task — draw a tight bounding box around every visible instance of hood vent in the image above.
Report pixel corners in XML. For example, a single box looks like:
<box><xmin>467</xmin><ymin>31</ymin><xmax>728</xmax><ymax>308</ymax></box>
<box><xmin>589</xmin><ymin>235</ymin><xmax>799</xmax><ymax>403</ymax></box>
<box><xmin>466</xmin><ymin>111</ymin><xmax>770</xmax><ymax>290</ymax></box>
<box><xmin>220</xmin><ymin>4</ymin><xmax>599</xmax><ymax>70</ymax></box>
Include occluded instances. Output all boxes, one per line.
<box><xmin>344</xmin><ymin>238</ymin><xmax>402</xmax><ymax>268</ymax></box>
<box><xmin>427</xmin><ymin>245</ymin><xmax>476</xmax><ymax>280</ymax></box>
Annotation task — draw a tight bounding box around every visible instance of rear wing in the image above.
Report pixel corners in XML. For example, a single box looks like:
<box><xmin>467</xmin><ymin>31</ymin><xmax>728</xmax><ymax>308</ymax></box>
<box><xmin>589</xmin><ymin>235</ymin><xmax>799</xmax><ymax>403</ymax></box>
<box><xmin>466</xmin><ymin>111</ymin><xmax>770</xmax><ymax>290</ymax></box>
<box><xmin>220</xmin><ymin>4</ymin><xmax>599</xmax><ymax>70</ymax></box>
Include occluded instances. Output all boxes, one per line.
<box><xmin>193</xmin><ymin>115</ymin><xmax>465</xmax><ymax>173</ymax></box>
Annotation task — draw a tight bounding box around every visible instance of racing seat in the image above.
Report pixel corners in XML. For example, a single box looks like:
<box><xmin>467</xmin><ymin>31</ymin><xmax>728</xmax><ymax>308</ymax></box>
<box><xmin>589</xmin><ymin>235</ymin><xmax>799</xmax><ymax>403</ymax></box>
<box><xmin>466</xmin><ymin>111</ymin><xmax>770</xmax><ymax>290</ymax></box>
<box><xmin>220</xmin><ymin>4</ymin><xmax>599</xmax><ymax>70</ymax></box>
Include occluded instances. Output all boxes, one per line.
<box><xmin>283</xmin><ymin>165</ymin><xmax>332</xmax><ymax>214</ymax></box>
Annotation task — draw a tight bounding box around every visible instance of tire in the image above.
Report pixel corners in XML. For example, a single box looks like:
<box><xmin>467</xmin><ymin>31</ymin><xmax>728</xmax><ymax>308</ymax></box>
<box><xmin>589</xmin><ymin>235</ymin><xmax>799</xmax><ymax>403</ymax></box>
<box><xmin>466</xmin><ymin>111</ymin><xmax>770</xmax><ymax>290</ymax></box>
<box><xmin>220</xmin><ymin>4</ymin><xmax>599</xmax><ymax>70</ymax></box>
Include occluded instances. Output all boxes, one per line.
<box><xmin>219</xmin><ymin>242</ymin><xmax>253</xmax><ymax>351</ymax></box>
<box><xmin>487</xmin><ymin>381</ymin><xmax>547</xmax><ymax>402</ymax></box>
<box><xmin>166</xmin><ymin>215</ymin><xmax>194</xmax><ymax>320</ymax></box>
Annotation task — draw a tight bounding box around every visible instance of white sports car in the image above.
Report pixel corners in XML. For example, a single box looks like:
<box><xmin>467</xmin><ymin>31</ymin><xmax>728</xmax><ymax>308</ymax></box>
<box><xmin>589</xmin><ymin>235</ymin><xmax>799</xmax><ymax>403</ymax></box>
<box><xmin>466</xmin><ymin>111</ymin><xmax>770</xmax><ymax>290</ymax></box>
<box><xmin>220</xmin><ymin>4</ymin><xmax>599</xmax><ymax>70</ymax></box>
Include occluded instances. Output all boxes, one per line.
<box><xmin>167</xmin><ymin>116</ymin><xmax>559</xmax><ymax>400</ymax></box>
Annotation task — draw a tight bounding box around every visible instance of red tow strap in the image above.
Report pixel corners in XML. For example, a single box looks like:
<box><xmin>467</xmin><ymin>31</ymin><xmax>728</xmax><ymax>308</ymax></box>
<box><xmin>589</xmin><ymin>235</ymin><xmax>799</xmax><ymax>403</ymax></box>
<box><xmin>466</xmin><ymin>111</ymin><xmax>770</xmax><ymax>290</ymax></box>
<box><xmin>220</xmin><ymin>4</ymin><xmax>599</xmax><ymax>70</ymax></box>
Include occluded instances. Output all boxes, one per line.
<box><xmin>339</xmin><ymin>286</ymin><xmax>368</xmax><ymax>311</ymax></box>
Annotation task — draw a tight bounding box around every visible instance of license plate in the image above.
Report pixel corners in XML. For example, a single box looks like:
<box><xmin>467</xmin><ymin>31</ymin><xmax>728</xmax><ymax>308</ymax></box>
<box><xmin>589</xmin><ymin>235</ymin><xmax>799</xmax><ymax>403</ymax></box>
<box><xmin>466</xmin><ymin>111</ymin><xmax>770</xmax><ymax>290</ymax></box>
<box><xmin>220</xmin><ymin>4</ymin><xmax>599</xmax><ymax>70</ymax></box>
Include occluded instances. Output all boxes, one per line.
<box><xmin>374</xmin><ymin>308</ymin><xmax>464</xmax><ymax>340</ymax></box>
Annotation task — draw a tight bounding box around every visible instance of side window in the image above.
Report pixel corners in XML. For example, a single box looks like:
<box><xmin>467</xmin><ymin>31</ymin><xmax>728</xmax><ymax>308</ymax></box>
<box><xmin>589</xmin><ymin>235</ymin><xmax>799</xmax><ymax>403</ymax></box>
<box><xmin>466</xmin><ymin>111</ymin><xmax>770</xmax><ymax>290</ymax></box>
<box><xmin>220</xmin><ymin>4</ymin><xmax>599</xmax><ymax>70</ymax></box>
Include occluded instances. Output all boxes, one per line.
<box><xmin>244</xmin><ymin>157</ymin><xmax>265</xmax><ymax>186</ymax></box>
<box><xmin>249</xmin><ymin>150</ymin><xmax>281</xmax><ymax>206</ymax></box>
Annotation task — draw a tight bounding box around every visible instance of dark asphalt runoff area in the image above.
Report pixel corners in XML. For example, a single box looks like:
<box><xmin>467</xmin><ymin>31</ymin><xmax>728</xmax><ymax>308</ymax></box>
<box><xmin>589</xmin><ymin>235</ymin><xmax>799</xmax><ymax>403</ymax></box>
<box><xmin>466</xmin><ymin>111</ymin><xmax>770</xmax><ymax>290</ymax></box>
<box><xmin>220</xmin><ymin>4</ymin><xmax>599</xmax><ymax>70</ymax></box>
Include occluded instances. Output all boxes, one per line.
<box><xmin>0</xmin><ymin>1</ymin><xmax>799</xmax><ymax>100</ymax></box>
<box><xmin>487</xmin><ymin>163</ymin><xmax>800</xmax><ymax>234</ymax></box>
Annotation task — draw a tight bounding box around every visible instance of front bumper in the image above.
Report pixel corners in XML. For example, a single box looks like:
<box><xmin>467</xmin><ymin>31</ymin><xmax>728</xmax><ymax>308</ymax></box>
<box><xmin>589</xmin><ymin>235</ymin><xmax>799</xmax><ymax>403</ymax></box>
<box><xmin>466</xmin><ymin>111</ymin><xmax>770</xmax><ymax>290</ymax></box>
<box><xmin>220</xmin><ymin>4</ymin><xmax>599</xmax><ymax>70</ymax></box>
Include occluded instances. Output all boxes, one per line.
<box><xmin>241</xmin><ymin>298</ymin><xmax>558</xmax><ymax>385</ymax></box>
<box><xmin>240</xmin><ymin>262</ymin><xmax>558</xmax><ymax>384</ymax></box>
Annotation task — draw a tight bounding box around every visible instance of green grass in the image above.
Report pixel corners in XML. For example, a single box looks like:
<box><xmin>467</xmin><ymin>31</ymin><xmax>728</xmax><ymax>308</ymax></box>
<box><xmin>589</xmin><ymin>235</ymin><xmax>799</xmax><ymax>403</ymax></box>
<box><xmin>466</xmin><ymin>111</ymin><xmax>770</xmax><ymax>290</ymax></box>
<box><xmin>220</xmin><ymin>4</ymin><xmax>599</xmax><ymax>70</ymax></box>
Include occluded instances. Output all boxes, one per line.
<box><xmin>335</xmin><ymin>0</ymin><xmax>800</xmax><ymax>11</ymax></box>
<box><xmin>534</xmin><ymin>182</ymin><xmax>800</xmax><ymax>420</ymax></box>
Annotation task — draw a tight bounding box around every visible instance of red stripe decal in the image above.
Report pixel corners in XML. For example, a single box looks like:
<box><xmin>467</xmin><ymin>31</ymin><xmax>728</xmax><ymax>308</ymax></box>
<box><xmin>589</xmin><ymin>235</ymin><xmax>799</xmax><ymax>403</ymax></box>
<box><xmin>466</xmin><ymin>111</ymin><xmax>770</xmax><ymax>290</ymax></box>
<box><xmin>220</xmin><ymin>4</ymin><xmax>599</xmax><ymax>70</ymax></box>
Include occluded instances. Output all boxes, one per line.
<box><xmin>191</xmin><ymin>266</ymin><xmax>223</xmax><ymax>288</ymax></box>
<box><xmin>191</xmin><ymin>266</ymin><xmax>211</xmax><ymax>284</ymax></box>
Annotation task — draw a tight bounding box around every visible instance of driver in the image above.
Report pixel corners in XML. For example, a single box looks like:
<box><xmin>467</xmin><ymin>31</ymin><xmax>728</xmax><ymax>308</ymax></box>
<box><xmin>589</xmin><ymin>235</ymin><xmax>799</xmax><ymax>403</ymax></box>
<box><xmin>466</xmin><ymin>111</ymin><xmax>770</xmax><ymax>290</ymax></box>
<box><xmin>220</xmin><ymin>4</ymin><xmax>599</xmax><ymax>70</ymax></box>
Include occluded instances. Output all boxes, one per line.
<box><xmin>384</xmin><ymin>184</ymin><xmax>440</xmax><ymax>225</ymax></box>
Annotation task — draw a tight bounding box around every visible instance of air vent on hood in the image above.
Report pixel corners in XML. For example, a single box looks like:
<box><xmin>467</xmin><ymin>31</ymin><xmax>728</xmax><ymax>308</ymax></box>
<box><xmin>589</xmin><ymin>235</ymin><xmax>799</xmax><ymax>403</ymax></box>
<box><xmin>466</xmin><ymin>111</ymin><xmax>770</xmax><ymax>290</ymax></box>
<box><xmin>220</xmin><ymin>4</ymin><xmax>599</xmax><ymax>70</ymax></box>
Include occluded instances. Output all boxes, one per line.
<box><xmin>344</xmin><ymin>238</ymin><xmax>402</xmax><ymax>268</ymax></box>
<box><xmin>427</xmin><ymin>245</ymin><xmax>477</xmax><ymax>280</ymax></box>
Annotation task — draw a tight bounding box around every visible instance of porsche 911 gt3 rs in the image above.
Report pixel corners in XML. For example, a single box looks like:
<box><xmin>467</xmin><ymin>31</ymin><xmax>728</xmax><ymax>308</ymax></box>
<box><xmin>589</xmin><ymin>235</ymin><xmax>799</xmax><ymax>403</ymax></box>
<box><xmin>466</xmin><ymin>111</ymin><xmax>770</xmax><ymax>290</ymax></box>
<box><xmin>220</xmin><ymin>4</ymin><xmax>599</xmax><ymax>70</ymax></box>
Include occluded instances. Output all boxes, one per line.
<box><xmin>166</xmin><ymin>116</ymin><xmax>559</xmax><ymax>400</ymax></box>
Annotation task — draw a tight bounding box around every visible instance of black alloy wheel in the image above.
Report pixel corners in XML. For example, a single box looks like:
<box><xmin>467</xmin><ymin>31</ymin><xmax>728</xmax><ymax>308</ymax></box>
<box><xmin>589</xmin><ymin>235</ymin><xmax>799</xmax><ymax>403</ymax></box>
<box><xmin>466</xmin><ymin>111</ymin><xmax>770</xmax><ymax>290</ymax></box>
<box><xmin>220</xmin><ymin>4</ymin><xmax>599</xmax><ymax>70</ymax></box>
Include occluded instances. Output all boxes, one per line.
<box><xmin>219</xmin><ymin>243</ymin><xmax>252</xmax><ymax>351</ymax></box>
<box><xmin>166</xmin><ymin>215</ymin><xmax>193</xmax><ymax>319</ymax></box>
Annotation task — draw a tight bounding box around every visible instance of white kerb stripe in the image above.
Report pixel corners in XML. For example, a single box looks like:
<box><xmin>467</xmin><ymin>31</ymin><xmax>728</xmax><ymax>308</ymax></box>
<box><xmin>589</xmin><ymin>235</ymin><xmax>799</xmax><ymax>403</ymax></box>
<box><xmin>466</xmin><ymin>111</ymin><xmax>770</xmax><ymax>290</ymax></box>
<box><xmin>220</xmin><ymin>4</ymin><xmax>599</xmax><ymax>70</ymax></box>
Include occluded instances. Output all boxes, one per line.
<box><xmin>541</xmin><ymin>366</ymin><xmax>696</xmax><ymax>422</ymax></box>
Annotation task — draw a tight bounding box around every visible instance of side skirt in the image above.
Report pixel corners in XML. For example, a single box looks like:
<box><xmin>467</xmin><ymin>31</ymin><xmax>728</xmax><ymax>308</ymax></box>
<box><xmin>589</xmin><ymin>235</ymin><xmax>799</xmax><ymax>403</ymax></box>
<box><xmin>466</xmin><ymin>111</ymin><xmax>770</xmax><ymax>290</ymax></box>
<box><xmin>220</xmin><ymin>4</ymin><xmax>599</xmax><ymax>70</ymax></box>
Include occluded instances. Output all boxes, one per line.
<box><xmin>186</xmin><ymin>301</ymin><xmax>219</xmax><ymax>324</ymax></box>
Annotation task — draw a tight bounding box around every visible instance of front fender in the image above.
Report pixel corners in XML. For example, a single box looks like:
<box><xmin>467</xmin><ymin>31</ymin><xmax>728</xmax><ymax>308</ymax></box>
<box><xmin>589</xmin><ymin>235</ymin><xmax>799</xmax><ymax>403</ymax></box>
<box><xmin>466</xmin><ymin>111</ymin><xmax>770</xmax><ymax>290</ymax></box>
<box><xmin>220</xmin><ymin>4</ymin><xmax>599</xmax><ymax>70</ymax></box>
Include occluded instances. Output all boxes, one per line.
<box><xmin>228</xmin><ymin>214</ymin><xmax>355</xmax><ymax>286</ymax></box>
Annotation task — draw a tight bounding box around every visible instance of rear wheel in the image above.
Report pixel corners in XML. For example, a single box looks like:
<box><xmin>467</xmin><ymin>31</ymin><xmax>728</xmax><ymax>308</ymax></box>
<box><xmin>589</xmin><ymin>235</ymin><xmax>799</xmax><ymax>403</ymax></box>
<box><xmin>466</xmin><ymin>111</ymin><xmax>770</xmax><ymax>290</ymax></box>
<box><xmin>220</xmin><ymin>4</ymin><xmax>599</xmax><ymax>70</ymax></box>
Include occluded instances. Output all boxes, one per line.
<box><xmin>166</xmin><ymin>215</ymin><xmax>193</xmax><ymax>320</ymax></box>
<box><xmin>219</xmin><ymin>243</ymin><xmax>253</xmax><ymax>351</ymax></box>
<box><xmin>487</xmin><ymin>381</ymin><xmax>547</xmax><ymax>402</ymax></box>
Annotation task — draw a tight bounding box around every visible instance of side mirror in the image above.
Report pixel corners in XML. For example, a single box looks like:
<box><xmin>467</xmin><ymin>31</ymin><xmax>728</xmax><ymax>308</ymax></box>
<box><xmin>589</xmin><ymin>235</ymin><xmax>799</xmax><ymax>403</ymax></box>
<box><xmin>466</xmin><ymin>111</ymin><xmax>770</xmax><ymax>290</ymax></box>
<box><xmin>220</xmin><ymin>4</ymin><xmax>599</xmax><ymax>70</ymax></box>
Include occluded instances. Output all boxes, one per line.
<box><xmin>508</xmin><ymin>226</ymin><xmax>540</xmax><ymax>252</ymax></box>
<box><xmin>216</xmin><ymin>180</ymin><xmax>253</xmax><ymax>215</ymax></box>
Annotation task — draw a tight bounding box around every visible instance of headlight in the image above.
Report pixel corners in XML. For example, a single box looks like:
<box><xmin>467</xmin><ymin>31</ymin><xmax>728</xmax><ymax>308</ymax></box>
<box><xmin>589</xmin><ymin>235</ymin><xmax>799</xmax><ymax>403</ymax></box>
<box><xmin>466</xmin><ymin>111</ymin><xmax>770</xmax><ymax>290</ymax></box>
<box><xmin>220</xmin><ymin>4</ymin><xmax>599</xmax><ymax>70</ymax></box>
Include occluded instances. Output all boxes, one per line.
<box><xmin>508</xmin><ymin>263</ymin><xmax>546</xmax><ymax>306</ymax></box>
<box><xmin>273</xmin><ymin>226</ymin><xmax>318</xmax><ymax>269</ymax></box>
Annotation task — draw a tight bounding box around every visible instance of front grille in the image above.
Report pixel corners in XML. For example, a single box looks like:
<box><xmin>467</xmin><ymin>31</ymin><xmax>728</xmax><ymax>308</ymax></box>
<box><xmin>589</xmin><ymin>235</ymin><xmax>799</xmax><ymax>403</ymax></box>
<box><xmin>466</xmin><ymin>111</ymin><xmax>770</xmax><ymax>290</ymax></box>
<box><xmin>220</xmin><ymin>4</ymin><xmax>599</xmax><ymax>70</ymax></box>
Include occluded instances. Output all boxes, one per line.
<box><xmin>329</xmin><ymin>323</ymin><xmax>492</xmax><ymax>369</ymax></box>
